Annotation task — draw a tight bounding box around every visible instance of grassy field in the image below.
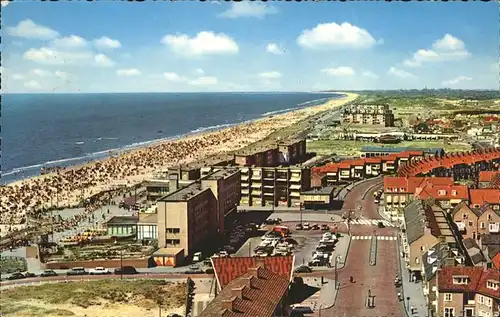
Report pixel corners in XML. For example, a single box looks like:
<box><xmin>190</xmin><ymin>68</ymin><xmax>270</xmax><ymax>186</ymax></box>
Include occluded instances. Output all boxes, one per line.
<box><xmin>0</xmin><ymin>279</ymin><xmax>187</xmax><ymax>317</ymax></box>
<box><xmin>307</xmin><ymin>140</ymin><xmax>472</xmax><ymax>156</ymax></box>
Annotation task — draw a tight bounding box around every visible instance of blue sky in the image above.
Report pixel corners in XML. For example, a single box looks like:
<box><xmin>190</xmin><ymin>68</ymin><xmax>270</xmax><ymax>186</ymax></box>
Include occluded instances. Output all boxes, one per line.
<box><xmin>1</xmin><ymin>1</ymin><xmax>498</xmax><ymax>93</ymax></box>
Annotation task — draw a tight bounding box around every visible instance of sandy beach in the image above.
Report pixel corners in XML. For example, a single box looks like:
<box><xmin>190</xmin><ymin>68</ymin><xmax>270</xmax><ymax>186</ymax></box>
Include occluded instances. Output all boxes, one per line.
<box><xmin>0</xmin><ymin>92</ymin><xmax>358</xmax><ymax>232</ymax></box>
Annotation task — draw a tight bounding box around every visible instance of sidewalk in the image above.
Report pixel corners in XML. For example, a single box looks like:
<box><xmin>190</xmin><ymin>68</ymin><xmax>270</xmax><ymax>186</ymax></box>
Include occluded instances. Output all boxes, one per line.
<box><xmin>397</xmin><ymin>236</ymin><xmax>428</xmax><ymax>317</ymax></box>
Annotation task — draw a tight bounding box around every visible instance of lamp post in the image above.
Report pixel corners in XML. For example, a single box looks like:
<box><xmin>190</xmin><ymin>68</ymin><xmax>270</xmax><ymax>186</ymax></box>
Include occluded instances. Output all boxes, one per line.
<box><xmin>114</xmin><ymin>240</ymin><xmax>123</xmax><ymax>280</ymax></box>
<box><xmin>334</xmin><ymin>255</ymin><xmax>341</xmax><ymax>290</ymax></box>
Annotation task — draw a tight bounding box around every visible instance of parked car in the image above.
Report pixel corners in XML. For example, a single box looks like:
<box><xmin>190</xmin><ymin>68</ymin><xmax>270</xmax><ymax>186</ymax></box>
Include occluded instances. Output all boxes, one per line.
<box><xmin>320</xmin><ymin>224</ymin><xmax>330</xmax><ymax>231</ymax></box>
<box><xmin>294</xmin><ymin>265</ymin><xmax>313</xmax><ymax>273</ymax></box>
<box><xmin>205</xmin><ymin>268</ymin><xmax>215</xmax><ymax>274</ymax></box>
<box><xmin>184</xmin><ymin>266</ymin><xmax>203</xmax><ymax>274</ymax></box>
<box><xmin>312</xmin><ymin>224</ymin><xmax>320</xmax><ymax>230</ymax></box>
<box><xmin>24</xmin><ymin>272</ymin><xmax>36</xmax><ymax>278</ymax></box>
<box><xmin>89</xmin><ymin>267</ymin><xmax>111</xmax><ymax>275</ymax></box>
<box><xmin>40</xmin><ymin>269</ymin><xmax>58</xmax><ymax>277</ymax></box>
<box><xmin>167</xmin><ymin>313</ymin><xmax>182</xmax><ymax>317</ymax></box>
<box><xmin>114</xmin><ymin>266</ymin><xmax>138</xmax><ymax>275</ymax></box>
<box><xmin>303</xmin><ymin>223</ymin><xmax>310</xmax><ymax>230</ymax></box>
<box><xmin>7</xmin><ymin>272</ymin><xmax>26</xmax><ymax>280</ymax></box>
<box><xmin>295</xmin><ymin>224</ymin><xmax>303</xmax><ymax>230</ymax></box>
<box><xmin>377</xmin><ymin>221</ymin><xmax>385</xmax><ymax>228</ymax></box>
<box><xmin>66</xmin><ymin>267</ymin><xmax>88</xmax><ymax>276</ymax></box>
<box><xmin>219</xmin><ymin>250</ymin><xmax>229</xmax><ymax>258</ymax></box>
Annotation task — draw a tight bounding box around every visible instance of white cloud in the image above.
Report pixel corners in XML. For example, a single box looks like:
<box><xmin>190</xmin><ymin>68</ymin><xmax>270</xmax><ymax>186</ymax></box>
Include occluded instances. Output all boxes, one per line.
<box><xmin>266</xmin><ymin>43</ymin><xmax>284</xmax><ymax>55</ymax></box>
<box><xmin>321</xmin><ymin>66</ymin><xmax>355</xmax><ymax>77</ymax></box>
<box><xmin>94</xmin><ymin>36</ymin><xmax>122</xmax><ymax>50</ymax></box>
<box><xmin>23</xmin><ymin>47</ymin><xmax>92</xmax><ymax>65</ymax></box>
<box><xmin>32</xmin><ymin>68</ymin><xmax>52</xmax><ymax>77</ymax></box>
<box><xmin>403</xmin><ymin>34</ymin><xmax>470</xmax><ymax>68</ymax></box>
<box><xmin>362</xmin><ymin>71</ymin><xmax>379</xmax><ymax>79</ymax></box>
<box><xmin>116</xmin><ymin>68</ymin><xmax>141</xmax><ymax>76</ymax></box>
<box><xmin>12</xmin><ymin>74</ymin><xmax>25</xmax><ymax>80</ymax></box>
<box><xmin>51</xmin><ymin>35</ymin><xmax>88</xmax><ymax>48</ymax></box>
<box><xmin>94</xmin><ymin>54</ymin><xmax>116</xmax><ymax>67</ymax></box>
<box><xmin>194</xmin><ymin>68</ymin><xmax>205</xmax><ymax>76</ymax></box>
<box><xmin>219</xmin><ymin>2</ymin><xmax>278</xmax><ymax>19</ymax></box>
<box><xmin>7</xmin><ymin>19</ymin><xmax>59</xmax><ymax>40</ymax></box>
<box><xmin>433</xmin><ymin>34</ymin><xmax>465</xmax><ymax>51</ymax></box>
<box><xmin>388</xmin><ymin>67</ymin><xmax>416</xmax><ymax>79</ymax></box>
<box><xmin>163</xmin><ymin>72</ymin><xmax>186</xmax><ymax>82</ymax></box>
<box><xmin>297</xmin><ymin>22</ymin><xmax>377</xmax><ymax>49</ymax></box>
<box><xmin>442</xmin><ymin>76</ymin><xmax>472</xmax><ymax>86</ymax></box>
<box><xmin>188</xmin><ymin>76</ymin><xmax>218</xmax><ymax>86</ymax></box>
<box><xmin>162</xmin><ymin>31</ymin><xmax>239</xmax><ymax>57</ymax></box>
<box><xmin>258</xmin><ymin>71</ymin><xmax>282</xmax><ymax>79</ymax></box>
<box><xmin>54</xmin><ymin>71</ymin><xmax>73</xmax><ymax>80</ymax></box>
<box><xmin>1</xmin><ymin>1</ymin><xmax>10</xmax><ymax>7</ymax></box>
<box><xmin>24</xmin><ymin>80</ymin><xmax>42</xmax><ymax>90</ymax></box>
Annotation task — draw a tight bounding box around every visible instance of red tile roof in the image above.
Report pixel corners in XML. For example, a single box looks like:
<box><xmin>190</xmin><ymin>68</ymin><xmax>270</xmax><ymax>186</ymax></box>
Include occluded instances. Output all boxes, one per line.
<box><xmin>311</xmin><ymin>150</ymin><xmax>424</xmax><ymax>174</ymax></box>
<box><xmin>479</xmin><ymin>171</ymin><xmax>500</xmax><ymax>183</ymax></box>
<box><xmin>199</xmin><ymin>266</ymin><xmax>290</xmax><ymax>317</ymax></box>
<box><xmin>469</xmin><ymin>189</ymin><xmax>500</xmax><ymax>206</ymax></box>
<box><xmin>383</xmin><ymin>176</ymin><xmax>454</xmax><ymax>193</ymax></box>
<box><xmin>438</xmin><ymin>266</ymin><xmax>500</xmax><ymax>299</ymax></box>
<box><xmin>397</xmin><ymin>149</ymin><xmax>500</xmax><ymax>177</ymax></box>
<box><xmin>415</xmin><ymin>184</ymin><xmax>469</xmax><ymax>201</ymax></box>
<box><xmin>493</xmin><ymin>253</ymin><xmax>500</xmax><ymax>270</ymax></box>
<box><xmin>211</xmin><ymin>256</ymin><xmax>294</xmax><ymax>290</ymax></box>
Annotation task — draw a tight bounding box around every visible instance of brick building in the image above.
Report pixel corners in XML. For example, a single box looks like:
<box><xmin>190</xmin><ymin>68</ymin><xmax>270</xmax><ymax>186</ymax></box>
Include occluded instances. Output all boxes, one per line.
<box><xmin>201</xmin><ymin>256</ymin><xmax>294</xmax><ymax>317</ymax></box>
<box><xmin>437</xmin><ymin>266</ymin><xmax>500</xmax><ymax>317</ymax></box>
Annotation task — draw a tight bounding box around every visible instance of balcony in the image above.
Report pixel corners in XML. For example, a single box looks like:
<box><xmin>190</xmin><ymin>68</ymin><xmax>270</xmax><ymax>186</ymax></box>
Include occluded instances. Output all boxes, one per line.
<box><xmin>252</xmin><ymin>191</ymin><xmax>262</xmax><ymax>196</ymax></box>
<box><xmin>251</xmin><ymin>183</ymin><xmax>262</xmax><ymax>189</ymax></box>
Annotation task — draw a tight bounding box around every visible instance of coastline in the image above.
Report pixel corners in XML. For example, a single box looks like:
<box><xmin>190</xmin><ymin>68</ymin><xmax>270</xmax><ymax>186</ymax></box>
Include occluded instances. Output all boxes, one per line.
<box><xmin>3</xmin><ymin>92</ymin><xmax>358</xmax><ymax>212</ymax></box>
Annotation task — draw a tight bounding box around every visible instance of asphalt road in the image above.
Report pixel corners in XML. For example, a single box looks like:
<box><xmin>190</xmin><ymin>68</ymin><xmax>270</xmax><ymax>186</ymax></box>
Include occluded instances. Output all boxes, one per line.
<box><xmin>320</xmin><ymin>177</ymin><xmax>404</xmax><ymax>317</ymax></box>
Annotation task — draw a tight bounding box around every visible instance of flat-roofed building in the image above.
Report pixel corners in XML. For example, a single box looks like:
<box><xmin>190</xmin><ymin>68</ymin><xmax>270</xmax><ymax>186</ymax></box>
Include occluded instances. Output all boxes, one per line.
<box><xmin>157</xmin><ymin>167</ymin><xmax>241</xmax><ymax>260</ymax></box>
<box><xmin>200</xmin><ymin>167</ymin><xmax>241</xmax><ymax>233</ymax></box>
<box><xmin>300</xmin><ymin>186</ymin><xmax>335</xmax><ymax>210</ymax></box>
<box><xmin>137</xmin><ymin>212</ymin><xmax>158</xmax><ymax>241</ymax></box>
<box><xmin>234</xmin><ymin>138</ymin><xmax>307</xmax><ymax>167</ymax></box>
<box><xmin>167</xmin><ymin>165</ymin><xmax>201</xmax><ymax>190</ymax></box>
<box><xmin>157</xmin><ymin>181</ymin><xmax>217</xmax><ymax>260</ymax></box>
<box><xmin>144</xmin><ymin>180</ymin><xmax>170</xmax><ymax>202</ymax></box>
<box><xmin>240</xmin><ymin>166</ymin><xmax>311</xmax><ymax>208</ymax></box>
<box><xmin>105</xmin><ymin>216</ymin><xmax>139</xmax><ymax>237</ymax></box>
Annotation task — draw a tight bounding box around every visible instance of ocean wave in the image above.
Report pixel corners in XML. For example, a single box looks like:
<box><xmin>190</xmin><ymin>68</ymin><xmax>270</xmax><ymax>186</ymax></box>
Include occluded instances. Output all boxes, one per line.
<box><xmin>2</xmin><ymin>93</ymin><xmax>342</xmax><ymax>180</ymax></box>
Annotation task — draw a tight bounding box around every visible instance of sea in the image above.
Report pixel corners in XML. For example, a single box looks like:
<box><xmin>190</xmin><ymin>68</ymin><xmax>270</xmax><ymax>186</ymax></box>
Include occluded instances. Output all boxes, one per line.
<box><xmin>0</xmin><ymin>92</ymin><xmax>342</xmax><ymax>184</ymax></box>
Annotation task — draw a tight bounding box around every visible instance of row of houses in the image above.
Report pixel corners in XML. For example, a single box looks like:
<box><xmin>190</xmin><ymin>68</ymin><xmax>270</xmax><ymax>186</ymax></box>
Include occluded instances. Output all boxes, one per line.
<box><xmin>397</xmin><ymin>148</ymin><xmax>500</xmax><ymax>179</ymax></box>
<box><xmin>400</xmin><ymin>198</ymin><xmax>500</xmax><ymax>317</ymax></box>
<box><xmin>312</xmin><ymin>149</ymin><xmax>436</xmax><ymax>186</ymax></box>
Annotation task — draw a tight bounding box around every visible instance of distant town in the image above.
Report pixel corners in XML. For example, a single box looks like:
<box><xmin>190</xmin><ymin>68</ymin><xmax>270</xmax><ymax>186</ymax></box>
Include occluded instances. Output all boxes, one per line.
<box><xmin>1</xmin><ymin>90</ymin><xmax>499</xmax><ymax>317</ymax></box>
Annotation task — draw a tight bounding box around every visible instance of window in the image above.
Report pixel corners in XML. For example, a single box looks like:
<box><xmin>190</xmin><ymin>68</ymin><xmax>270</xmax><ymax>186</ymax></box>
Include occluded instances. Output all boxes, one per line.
<box><xmin>444</xmin><ymin>307</ymin><xmax>455</xmax><ymax>317</ymax></box>
<box><xmin>438</xmin><ymin>190</ymin><xmax>446</xmax><ymax>196</ymax></box>
<box><xmin>487</xmin><ymin>214</ymin><xmax>492</xmax><ymax>221</ymax></box>
<box><xmin>485</xmin><ymin>298</ymin><xmax>492</xmax><ymax>307</ymax></box>
<box><xmin>480</xmin><ymin>222</ymin><xmax>485</xmax><ymax>229</ymax></box>
<box><xmin>486</xmin><ymin>281</ymin><xmax>499</xmax><ymax>290</ymax></box>
<box><xmin>463</xmin><ymin>213</ymin><xmax>468</xmax><ymax>219</ymax></box>
<box><xmin>478</xmin><ymin>295</ymin><xmax>484</xmax><ymax>304</ymax></box>
<box><xmin>453</xmin><ymin>276</ymin><xmax>469</xmax><ymax>284</ymax></box>
<box><xmin>451</xmin><ymin>190</ymin><xmax>457</xmax><ymax>196</ymax></box>
<box><xmin>421</xmin><ymin>246</ymin><xmax>425</xmax><ymax>251</ymax></box>
<box><xmin>468</xmin><ymin>221</ymin><xmax>473</xmax><ymax>227</ymax></box>
<box><xmin>444</xmin><ymin>293</ymin><xmax>452</xmax><ymax>302</ymax></box>
<box><xmin>415</xmin><ymin>257</ymin><xmax>420</xmax><ymax>264</ymax></box>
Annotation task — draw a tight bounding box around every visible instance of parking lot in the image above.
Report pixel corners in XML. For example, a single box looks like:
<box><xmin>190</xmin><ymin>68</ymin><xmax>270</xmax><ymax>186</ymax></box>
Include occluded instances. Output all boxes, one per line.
<box><xmin>234</xmin><ymin>214</ymin><xmax>344</xmax><ymax>271</ymax></box>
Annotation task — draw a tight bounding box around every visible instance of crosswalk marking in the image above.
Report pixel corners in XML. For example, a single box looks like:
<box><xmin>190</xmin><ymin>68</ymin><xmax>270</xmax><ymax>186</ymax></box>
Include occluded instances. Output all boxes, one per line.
<box><xmin>348</xmin><ymin>219</ymin><xmax>395</xmax><ymax>227</ymax></box>
<box><xmin>351</xmin><ymin>235</ymin><xmax>397</xmax><ymax>241</ymax></box>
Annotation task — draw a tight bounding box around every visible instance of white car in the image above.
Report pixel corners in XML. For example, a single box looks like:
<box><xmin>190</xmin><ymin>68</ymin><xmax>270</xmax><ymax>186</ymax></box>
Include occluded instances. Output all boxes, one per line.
<box><xmin>89</xmin><ymin>267</ymin><xmax>110</xmax><ymax>275</ymax></box>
